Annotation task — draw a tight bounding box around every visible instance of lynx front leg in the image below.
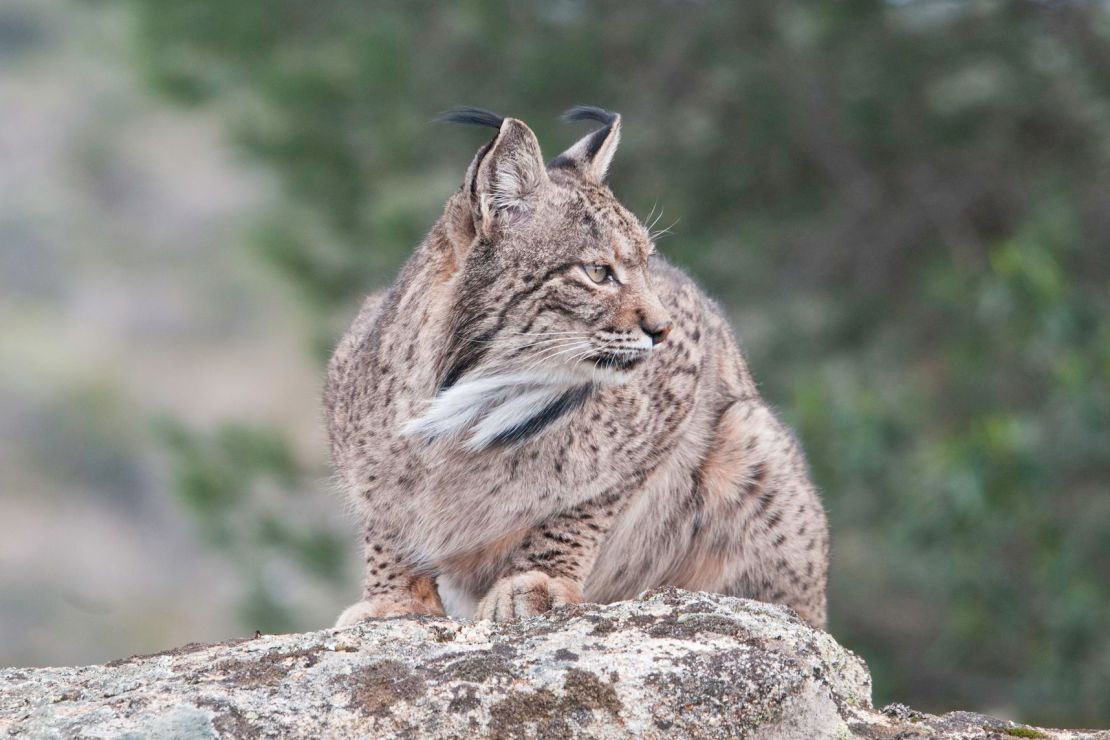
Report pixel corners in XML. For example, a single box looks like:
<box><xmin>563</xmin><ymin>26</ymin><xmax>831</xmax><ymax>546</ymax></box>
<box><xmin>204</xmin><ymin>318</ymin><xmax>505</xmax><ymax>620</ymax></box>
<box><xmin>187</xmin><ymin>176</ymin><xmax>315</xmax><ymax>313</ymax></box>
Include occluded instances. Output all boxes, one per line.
<box><xmin>335</xmin><ymin>533</ymin><xmax>445</xmax><ymax>627</ymax></box>
<box><xmin>476</xmin><ymin>497</ymin><xmax>622</xmax><ymax>621</ymax></box>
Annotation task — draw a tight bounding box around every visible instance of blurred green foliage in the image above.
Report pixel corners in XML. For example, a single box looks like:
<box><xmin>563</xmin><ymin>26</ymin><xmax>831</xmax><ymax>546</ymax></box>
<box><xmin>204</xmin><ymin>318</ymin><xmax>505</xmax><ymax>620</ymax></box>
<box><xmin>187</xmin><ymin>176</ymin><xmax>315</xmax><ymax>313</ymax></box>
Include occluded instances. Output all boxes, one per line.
<box><xmin>156</xmin><ymin>419</ymin><xmax>348</xmax><ymax>633</ymax></box>
<box><xmin>122</xmin><ymin>0</ymin><xmax>1110</xmax><ymax>725</ymax></box>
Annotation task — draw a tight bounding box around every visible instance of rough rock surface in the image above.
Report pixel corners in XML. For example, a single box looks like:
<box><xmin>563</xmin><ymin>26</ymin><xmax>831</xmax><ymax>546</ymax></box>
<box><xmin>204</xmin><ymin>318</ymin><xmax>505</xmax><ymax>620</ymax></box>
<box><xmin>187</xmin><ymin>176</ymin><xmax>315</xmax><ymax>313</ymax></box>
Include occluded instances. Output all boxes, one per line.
<box><xmin>0</xmin><ymin>589</ymin><xmax>1103</xmax><ymax>739</ymax></box>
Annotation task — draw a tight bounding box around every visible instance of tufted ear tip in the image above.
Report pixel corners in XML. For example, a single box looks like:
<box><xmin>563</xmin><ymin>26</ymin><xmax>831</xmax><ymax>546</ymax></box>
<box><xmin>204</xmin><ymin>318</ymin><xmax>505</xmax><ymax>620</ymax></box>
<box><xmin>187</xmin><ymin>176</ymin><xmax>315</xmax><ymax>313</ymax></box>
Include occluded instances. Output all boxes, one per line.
<box><xmin>560</xmin><ymin>105</ymin><xmax>620</xmax><ymax>127</ymax></box>
<box><xmin>436</xmin><ymin>106</ymin><xmax>505</xmax><ymax>129</ymax></box>
<box><xmin>443</xmin><ymin>110</ymin><xmax>548</xmax><ymax>237</ymax></box>
<box><xmin>495</xmin><ymin>117</ymin><xmax>540</xmax><ymax>142</ymax></box>
<box><xmin>551</xmin><ymin>105</ymin><xmax>622</xmax><ymax>182</ymax></box>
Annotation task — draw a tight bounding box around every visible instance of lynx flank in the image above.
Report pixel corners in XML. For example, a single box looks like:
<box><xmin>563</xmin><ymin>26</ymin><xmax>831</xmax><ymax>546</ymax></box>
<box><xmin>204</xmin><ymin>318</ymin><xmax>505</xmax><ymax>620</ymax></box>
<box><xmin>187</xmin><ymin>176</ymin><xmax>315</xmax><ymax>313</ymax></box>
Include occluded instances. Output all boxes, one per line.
<box><xmin>325</xmin><ymin>107</ymin><xmax>829</xmax><ymax>627</ymax></box>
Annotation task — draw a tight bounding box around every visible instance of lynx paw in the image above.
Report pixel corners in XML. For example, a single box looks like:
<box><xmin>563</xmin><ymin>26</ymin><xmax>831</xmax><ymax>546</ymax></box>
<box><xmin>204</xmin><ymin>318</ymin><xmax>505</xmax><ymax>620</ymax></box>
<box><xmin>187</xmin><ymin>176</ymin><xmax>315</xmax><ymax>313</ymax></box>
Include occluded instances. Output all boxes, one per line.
<box><xmin>334</xmin><ymin>591</ymin><xmax>445</xmax><ymax>628</ymax></box>
<box><xmin>476</xmin><ymin>571</ymin><xmax>584</xmax><ymax>622</ymax></box>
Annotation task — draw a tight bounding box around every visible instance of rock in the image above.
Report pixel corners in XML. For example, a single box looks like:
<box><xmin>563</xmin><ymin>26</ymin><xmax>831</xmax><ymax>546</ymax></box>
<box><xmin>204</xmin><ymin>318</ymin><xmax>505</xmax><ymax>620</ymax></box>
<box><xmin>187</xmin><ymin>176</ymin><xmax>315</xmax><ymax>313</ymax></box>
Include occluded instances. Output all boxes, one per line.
<box><xmin>0</xmin><ymin>589</ymin><xmax>1103</xmax><ymax>739</ymax></box>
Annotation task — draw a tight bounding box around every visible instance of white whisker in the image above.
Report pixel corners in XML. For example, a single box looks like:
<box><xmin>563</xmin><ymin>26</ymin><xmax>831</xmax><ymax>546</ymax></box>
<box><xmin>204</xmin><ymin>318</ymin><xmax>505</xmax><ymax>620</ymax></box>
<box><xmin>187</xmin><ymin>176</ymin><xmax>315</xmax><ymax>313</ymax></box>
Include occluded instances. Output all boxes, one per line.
<box><xmin>642</xmin><ymin>199</ymin><xmax>659</xmax><ymax>230</ymax></box>
<box><xmin>516</xmin><ymin>341</ymin><xmax>591</xmax><ymax>375</ymax></box>
<box><xmin>567</xmin><ymin>346</ymin><xmax>597</xmax><ymax>366</ymax></box>
<box><xmin>508</xmin><ymin>339</ymin><xmax>594</xmax><ymax>359</ymax></box>
<box><xmin>504</xmin><ymin>330</ymin><xmax>592</xmax><ymax>336</ymax></box>
<box><xmin>650</xmin><ymin>216</ymin><xmax>681</xmax><ymax>241</ymax></box>
<box><xmin>463</xmin><ymin>331</ymin><xmax>592</xmax><ymax>348</ymax></box>
<box><xmin>469</xmin><ymin>336</ymin><xmax>588</xmax><ymax>351</ymax></box>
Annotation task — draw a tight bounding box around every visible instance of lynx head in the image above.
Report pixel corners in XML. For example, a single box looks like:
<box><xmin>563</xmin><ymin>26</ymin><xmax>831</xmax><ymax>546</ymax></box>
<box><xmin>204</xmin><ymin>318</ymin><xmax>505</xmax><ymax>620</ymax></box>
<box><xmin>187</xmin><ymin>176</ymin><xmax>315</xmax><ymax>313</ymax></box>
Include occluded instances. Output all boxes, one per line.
<box><xmin>407</xmin><ymin>106</ymin><xmax>673</xmax><ymax>449</ymax></box>
<box><xmin>439</xmin><ymin>106</ymin><xmax>671</xmax><ymax>381</ymax></box>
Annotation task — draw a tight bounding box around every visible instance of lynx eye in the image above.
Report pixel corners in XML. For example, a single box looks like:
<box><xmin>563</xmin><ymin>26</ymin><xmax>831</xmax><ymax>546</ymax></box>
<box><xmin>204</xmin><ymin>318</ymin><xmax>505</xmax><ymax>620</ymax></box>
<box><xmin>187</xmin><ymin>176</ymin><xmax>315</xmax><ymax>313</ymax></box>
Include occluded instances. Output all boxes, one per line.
<box><xmin>583</xmin><ymin>264</ymin><xmax>612</xmax><ymax>284</ymax></box>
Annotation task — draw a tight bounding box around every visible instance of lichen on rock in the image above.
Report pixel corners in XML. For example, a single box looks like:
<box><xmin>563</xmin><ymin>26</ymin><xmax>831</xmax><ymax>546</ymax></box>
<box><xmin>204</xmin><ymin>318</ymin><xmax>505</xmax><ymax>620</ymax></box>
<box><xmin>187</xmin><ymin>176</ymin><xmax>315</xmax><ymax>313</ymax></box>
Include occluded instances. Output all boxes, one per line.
<box><xmin>0</xmin><ymin>589</ymin><xmax>1103</xmax><ymax>739</ymax></box>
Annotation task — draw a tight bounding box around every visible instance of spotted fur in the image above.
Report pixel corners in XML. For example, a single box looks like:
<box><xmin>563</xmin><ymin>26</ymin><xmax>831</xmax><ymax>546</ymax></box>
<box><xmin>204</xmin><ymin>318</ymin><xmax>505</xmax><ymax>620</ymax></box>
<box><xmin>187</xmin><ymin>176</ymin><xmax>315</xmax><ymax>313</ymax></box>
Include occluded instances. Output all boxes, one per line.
<box><xmin>326</xmin><ymin>108</ymin><xmax>829</xmax><ymax>628</ymax></box>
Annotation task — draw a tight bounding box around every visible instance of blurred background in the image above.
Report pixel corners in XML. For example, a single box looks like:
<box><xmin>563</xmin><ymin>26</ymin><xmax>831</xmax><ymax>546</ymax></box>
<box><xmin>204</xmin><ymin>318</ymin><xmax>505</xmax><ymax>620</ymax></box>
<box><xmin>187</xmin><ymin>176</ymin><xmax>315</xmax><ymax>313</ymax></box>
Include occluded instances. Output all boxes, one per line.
<box><xmin>1</xmin><ymin>0</ymin><xmax>1107</xmax><ymax>728</ymax></box>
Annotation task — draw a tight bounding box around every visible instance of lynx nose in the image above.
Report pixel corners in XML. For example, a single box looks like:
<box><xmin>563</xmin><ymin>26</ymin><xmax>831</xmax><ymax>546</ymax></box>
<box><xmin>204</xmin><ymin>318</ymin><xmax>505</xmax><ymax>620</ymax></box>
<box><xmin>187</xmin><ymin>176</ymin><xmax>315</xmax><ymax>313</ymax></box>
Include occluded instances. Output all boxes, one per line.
<box><xmin>642</xmin><ymin>318</ymin><xmax>673</xmax><ymax>346</ymax></box>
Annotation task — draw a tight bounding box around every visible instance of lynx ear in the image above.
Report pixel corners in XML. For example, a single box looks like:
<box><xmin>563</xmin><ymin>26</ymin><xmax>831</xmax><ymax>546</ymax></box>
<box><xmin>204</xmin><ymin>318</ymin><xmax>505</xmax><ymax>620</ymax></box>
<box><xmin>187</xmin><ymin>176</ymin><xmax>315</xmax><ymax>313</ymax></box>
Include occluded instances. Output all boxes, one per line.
<box><xmin>442</xmin><ymin>108</ymin><xmax>549</xmax><ymax>235</ymax></box>
<box><xmin>550</xmin><ymin>106</ymin><xmax>622</xmax><ymax>182</ymax></box>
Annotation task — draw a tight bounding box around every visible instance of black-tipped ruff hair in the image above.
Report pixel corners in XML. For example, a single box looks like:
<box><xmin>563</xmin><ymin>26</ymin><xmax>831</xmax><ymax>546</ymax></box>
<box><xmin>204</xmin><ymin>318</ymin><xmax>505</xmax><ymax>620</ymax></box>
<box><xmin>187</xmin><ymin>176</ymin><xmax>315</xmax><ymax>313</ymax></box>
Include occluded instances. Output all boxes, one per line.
<box><xmin>437</xmin><ymin>107</ymin><xmax>505</xmax><ymax>130</ymax></box>
<box><xmin>561</xmin><ymin>105</ymin><xmax>619</xmax><ymax>127</ymax></box>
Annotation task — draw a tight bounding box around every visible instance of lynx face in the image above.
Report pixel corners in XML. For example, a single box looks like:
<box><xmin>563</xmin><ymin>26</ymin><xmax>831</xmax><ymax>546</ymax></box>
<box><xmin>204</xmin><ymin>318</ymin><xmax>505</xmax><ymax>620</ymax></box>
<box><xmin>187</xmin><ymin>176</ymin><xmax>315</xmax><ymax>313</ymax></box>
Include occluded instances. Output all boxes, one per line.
<box><xmin>407</xmin><ymin>107</ymin><xmax>674</xmax><ymax>449</ymax></box>
<box><xmin>470</xmin><ymin>188</ymin><xmax>672</xmax><ymax>386</ymax></box>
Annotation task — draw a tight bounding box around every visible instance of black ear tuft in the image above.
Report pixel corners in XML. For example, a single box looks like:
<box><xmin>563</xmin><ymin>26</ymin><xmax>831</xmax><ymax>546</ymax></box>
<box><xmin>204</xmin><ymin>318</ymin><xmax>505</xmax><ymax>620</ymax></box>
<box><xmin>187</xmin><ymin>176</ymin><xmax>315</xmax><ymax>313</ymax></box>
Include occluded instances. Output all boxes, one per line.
<box><xmin>437</xmin><ymin>107</ymin><xmax>506</xmax><ymax>130</ymax></box>
<box><xmin>561</xmin><ymin>105</ymin><xmax>619</xmax><ymax>127</ymax></box>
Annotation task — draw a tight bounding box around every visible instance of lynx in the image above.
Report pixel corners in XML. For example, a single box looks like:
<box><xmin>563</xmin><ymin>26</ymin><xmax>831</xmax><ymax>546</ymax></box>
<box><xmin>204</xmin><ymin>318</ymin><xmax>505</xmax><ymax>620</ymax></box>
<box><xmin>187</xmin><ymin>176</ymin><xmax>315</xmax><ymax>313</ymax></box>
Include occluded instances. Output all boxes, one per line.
<box><xmin>325</xmin><ymin>107</ymin><xmax>829</xmax><ymax>627</ymax></box>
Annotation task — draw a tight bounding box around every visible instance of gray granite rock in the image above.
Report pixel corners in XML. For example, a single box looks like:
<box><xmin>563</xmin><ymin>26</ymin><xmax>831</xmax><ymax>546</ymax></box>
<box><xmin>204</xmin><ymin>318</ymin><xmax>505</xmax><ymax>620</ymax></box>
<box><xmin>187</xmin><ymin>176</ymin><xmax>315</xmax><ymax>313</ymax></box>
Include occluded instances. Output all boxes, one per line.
<box><xmin>0</xmin><ymin>589</ymin><xmax>1103</xmax><ymax>739</ymax></box>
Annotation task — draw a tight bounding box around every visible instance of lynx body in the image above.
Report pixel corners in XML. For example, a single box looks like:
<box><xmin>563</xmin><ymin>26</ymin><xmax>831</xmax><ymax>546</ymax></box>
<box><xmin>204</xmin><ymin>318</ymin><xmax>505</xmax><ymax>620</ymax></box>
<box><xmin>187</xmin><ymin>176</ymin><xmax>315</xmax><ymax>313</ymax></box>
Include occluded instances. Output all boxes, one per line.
<box><xmin>325</xmin><ymin>108</ymin><xmax>828</xmax><ymax>626</ymax></box>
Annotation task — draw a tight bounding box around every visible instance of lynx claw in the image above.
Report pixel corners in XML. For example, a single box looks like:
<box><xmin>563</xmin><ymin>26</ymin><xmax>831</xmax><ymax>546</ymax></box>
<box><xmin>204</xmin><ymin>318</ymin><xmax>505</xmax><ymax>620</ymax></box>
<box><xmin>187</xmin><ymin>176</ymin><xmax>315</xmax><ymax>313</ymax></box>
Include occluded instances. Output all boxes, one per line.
<box><xmin>476</xmin><ymin>571</ymin><xmax>584</xmax><ymax>622</ymax></box>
